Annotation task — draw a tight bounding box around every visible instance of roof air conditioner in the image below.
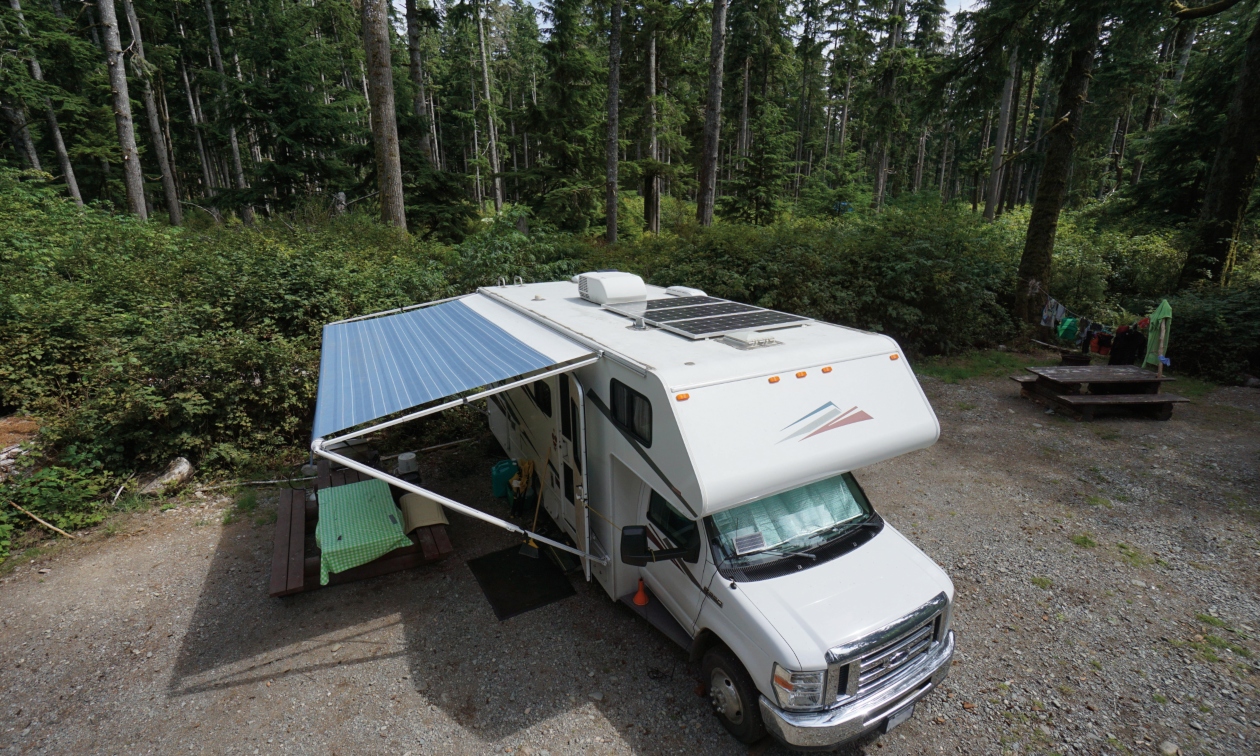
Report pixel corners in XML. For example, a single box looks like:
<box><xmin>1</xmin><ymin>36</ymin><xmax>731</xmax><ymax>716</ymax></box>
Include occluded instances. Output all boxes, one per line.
<box><xmin>577</xmin><ymin>272</ymin><xmax>647</xmax><ymax>305</ymax></box>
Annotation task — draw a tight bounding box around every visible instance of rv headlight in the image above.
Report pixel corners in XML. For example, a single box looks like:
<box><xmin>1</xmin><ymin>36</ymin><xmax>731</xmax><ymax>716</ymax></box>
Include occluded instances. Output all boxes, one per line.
<box><xmin>771</xmin><ymin>663</ymin><xmax>826</xmax><ymax>711</ymax></box>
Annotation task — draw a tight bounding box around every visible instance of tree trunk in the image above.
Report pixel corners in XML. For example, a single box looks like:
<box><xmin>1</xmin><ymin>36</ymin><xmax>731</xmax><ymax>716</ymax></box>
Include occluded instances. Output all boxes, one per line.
<box><xmin>837</xmin><ymin>65</ymin><xmax>852</xmax><ymax>159</ymax></box>
<box><xmin>913</xmin><ymin>126</ymin><xmax>927</xmax><ymax>192</ymax></box>
<box><xmin>605</xmin><ymin>0</ymin><xmax>622</xmax><ymax>243</ymax></box>
<box><xmin>696</xmin><ymin>0</ymin><xmax>728</xmax><ymax>226</ymax></box>
<box><xmin>984</xmin><ymin>48</ymin><xmax>1018</xmax><ymax>221</ymax></box>
<box><xmin>1007</xmin><ymin>61</ymin><xmax>1036</xmax><ymax>210</ymax></box>
<box><xmin>1161</xmin><ymin>24</ymin><xmax>1197</xmax><ymax>126</ymax></box>
<box><xmin>871</xmin><ymin>0</ymin><xmax>905</xmax><ymax>210</ymax></box>
<box><xmin>204</xmin><ymin>0</ymin><xmax>253</xmax><ymax>223</ymax></box>
<box><xmin>122</xmin><ymin>0</ymin><xmax>180</xmax><ymax>224</ymax></box>
<box><xmin>1180</xmin><ymin>15</ymin><xmax>1260</xmax><ymax>286</ymax></box>
<box><xmin>738</xmin><ymin>56</ymin><xmax>750</xmax><ymax>159</ymax></box>
<box><xmin>361</xmin><ymin>0</ymin><xmax>407</xmax><ymax>230</ymax></box>
<box><xmin>644</xmin><ymin>29</ymin><xmax>659</xmax><ymax>234</ymax></box>
<box><xmin>9</xmin><ymin>0</ymin><xmax>81</xmax><ymax>204</ymax></box>
<box><xmin>476</xmin><ymin>1</ymin><xmax>502</xmax><ymax>211</ymax></box>
<box><xmin>1014</xmin><ymin>14</ymin><xmax>1102</xmax><ymax>324</ymax></box>
<box><xmin>405</xmin><ymin>0</ymin><xmax>435</xmax><ymax>166</ymax></box>
<box><xmin>1</xmin><ymin>102</ymin><xmax>40</xmax><ymax>170</ymax></box>
<box><xmin>98</xmin><ymin>0</ymin><xmax>147</xmax><ymax>219</ymax></box>
<box><xmin>178</xmin><ymin>55</ymin><xmax>220</xmax><ymax>221</ymax></box>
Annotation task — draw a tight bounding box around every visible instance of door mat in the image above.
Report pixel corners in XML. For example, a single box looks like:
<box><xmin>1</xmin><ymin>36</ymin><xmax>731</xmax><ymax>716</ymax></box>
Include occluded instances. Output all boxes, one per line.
<box><xmin>465</xmin><ymin>545</ymin><xmax>577</xmax><ymax>621</ymax></box>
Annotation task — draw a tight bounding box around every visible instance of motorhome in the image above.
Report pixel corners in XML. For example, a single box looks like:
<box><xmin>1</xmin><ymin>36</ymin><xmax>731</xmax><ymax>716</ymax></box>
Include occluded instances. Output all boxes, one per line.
<box><xmin>311</xmin><ymin>272</ymin><xmax>955</xmax><ymax>750</ymax></box>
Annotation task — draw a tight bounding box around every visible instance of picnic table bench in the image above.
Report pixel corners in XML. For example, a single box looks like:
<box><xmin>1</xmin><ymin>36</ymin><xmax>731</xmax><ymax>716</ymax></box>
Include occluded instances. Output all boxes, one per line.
<box><xmin>1011</xmin><ymin>365</ymin><xmax>1188</xmax><ymax>421</ymax></box>
<box><xmin>269</xmin><ymin>463</ymin><xmax>452</xmax><ymax>597</ymax></box>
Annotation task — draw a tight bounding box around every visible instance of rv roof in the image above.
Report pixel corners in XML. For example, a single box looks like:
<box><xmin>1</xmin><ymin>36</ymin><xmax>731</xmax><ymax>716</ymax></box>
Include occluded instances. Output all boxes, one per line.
<box><xmin>479</xmin><ymin>281</ymin><xmax>898</xmax><ymax>391</ymax></box>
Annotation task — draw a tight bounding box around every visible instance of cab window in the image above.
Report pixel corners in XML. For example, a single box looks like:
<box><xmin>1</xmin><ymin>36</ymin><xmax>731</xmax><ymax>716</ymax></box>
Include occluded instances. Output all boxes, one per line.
<box><xmin>648</xmin><ymin>490</ymin><xmax>696</xmax><ymax>550</ymax></box>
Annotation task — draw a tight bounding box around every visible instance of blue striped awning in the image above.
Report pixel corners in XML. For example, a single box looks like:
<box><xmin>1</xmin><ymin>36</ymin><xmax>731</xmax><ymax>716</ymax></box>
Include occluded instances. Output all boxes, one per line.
<box><xmin>312</xmin><ymin>295</ymin><xmax>593</xmax><ymax>439</ymax></box>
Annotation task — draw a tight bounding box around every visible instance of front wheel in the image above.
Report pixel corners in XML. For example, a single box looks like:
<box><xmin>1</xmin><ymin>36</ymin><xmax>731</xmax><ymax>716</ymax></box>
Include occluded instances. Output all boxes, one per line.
<box><xmin>701</xmin><ymin>646</ymin><xmax>767</xmax><ymax>744</ymax></box>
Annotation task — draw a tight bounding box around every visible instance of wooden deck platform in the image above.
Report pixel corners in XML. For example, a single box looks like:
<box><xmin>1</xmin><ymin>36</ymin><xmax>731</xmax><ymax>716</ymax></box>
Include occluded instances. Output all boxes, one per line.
<box><xmin>269</xmin><ymin>465</ymin><xmax>452</xmax><ymax>597</ymax></box>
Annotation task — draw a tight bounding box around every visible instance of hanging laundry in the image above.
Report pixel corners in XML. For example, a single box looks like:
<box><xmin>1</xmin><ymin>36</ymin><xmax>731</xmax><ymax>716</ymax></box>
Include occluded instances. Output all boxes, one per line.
<box><xmin>1055</xmin><ymin>303</ymin><xmax>1067</xmax><ymax>323</ymax></box>
<box><xmin>1075</xmin><ymin>319</ymin><xmax>1094</xmax><ymax>348</ymax></box>
<box><xmin>1040</xmin><ymin>297</ymin><xmax>1058</xmax><ymax>327</ymax></box>
<box><xmin>1109</xmin><ymin>326</ymin><xmax>1143</xmax><ymax>366</ymax></box>
<box><xmin>1056</xmin><ymin>316</ymin><xmax>1078</xmax><ymax>341</ymax></box>
<box><xmin>1143</xmin><ymin>300</ymin><xmax>1173</xmax><ymax>369</ymax></box>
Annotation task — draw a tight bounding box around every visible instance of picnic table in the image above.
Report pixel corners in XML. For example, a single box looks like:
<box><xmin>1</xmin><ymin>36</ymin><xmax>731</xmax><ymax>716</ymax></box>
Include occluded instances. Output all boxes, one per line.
<box><xmin>268</xmin><ymin>464</ymin><xmax>453</xmax><ymax>598</ymax></box>
<box><xmin>1011</xmin><ymin>365</ymin><xmax>1188</xmax><ymax>421</ymax></box>
<box><xmin>315</xmin><ymin>479</ymin><xmax>414</xmax><ymax>585</ymax></box>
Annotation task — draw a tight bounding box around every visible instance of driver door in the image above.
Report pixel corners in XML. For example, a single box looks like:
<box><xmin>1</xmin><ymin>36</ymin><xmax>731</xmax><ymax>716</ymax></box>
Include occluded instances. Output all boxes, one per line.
<box><xmin>641</xmin><ymin>486</ymin><xmax>707</xmax><ymax>633</ymax></box>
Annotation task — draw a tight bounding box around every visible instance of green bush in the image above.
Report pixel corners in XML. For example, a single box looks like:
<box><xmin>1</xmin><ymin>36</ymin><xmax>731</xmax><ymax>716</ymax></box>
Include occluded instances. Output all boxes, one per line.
<box><xmin>649</xmin><ymin>200</ymin><xmax>1019</xmax><ymax>355</ymax></box>
<box><xmin>1166</xmin><ymin>284</ymin><xmax>1260</xmax><ymax>383</ymax></box>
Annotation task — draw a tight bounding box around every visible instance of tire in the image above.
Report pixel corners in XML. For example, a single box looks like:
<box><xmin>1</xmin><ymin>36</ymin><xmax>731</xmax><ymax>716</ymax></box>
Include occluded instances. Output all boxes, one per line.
<box><xmin>701</xmin><ymin>645</ymin><xmax>767</xmax><ymax>744</ymax></box>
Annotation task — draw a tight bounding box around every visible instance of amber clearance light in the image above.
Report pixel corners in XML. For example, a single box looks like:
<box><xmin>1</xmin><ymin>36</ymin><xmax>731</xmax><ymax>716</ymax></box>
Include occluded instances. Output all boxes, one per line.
<box><xmin>821</xmin><ymin>366</ymin><xmax>833</xmax><ymax>373</ymax></box>
<box><xmin>795</xmin><ymin>371</ymin><xmax>807</xmax><ymax>379</ymax></box>
<box><xmin>768</xmin><ymin>376</ymin><xmax>781</xmax><ymax>384</ymax></box>
<box><xmin>890</xmin><ymin>354</ymin><xmax>900</xmax><ymax>360</ymax></box>
<box><xmin>675</xmin><ymin>393</ymin><xmax>690</xmax><ymax>402</ymax></box>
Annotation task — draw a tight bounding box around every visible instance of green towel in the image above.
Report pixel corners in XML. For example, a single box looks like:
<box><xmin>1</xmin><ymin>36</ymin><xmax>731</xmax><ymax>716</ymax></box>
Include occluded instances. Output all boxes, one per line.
<box><xmin>315</xmin><ymin>478</ymin><xmax>413</xmax><ymax>585</ymax></box>
<box><xmin>1143</xmin><ymin>299</ymin><xmax>1172</xmax><ymax>368</ymax></box>
<box><xmin>1056</xmin><ymin>316</ymin><xmax>1079</xmax><ymax>341</ymax></box>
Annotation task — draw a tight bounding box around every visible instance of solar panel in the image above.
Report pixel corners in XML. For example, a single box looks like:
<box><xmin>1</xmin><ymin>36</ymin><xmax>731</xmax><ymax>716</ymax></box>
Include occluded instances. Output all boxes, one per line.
<box><xmin>666</xmin><ymin>311</ymin><xmax>806</xmax><ymax>337</ymax></box>
<box><xmin>648</xmin><ymin>302</ymin><xmax>758</xmax><ymax>322</ymax></box>
<box><xmin>602</xmin><ymin>293</ymin><xmax>809</xmax><ymax>339</ymax></box>
<box><xmin>644</xmin><ymin>296</ymin><xmax>723</xmax><ymax>310</ymax></box>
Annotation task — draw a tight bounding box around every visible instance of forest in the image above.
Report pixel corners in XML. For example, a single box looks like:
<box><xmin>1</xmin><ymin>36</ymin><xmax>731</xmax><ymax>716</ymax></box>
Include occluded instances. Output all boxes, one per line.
<box><xmin>1</xmin><ymin>0</ymin><xmax>1259</xmax><ymax>552</ymax></box>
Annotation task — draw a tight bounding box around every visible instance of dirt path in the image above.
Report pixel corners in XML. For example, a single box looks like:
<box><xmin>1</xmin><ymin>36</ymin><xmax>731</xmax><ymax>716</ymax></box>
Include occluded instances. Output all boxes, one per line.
<box><xmin>1</xmin><ymin>372</ymin><xmax>1257</xmax><ymax>756</ymax></box>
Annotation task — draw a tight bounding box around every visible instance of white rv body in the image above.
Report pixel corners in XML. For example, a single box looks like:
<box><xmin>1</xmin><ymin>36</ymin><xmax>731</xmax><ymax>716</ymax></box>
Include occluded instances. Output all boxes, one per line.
<box><xmin>474</xmin><ymin>278</ymin><xmax>954</xmax><ymax>750</ymax></box>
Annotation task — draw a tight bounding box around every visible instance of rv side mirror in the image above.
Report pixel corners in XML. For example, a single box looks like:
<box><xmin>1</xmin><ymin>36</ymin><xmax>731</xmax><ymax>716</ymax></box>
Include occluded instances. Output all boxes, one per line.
<box><xmin>620</xmin><ymin>525</ymin><xmax>701</xmax><ymax>565</ymax></box>
<box><xmin>621</xmin><ymin>526</ymin><xmax>652</xmax><ymax>566</ymax></box>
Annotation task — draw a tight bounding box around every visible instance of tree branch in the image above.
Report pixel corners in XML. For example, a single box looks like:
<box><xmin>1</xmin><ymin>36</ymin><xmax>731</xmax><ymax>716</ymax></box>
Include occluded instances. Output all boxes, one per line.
<box><xmin>1171</xmin><ymin>0</ymin><xmax>1244</xmax><ymax>20</ymax></box>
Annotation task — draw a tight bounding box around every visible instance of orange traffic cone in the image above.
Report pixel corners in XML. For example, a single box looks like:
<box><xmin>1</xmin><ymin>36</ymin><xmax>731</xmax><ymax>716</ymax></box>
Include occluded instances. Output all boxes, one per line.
<box><xmin>633</xmin><ymin>578</ymin><xmax>649</xmax><ymax>606</ymax></box>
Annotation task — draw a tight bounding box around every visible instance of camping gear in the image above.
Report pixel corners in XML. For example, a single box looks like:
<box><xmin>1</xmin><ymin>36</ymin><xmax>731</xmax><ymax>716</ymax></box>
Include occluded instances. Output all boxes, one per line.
<box><xmin>519</xmin><ymin>450</ymin><xmax>550</xmax><ymax>558</ymax></box>
<box><xmin>399</xmin><ymin>493</ymin><xmax>449</xmax><ymax>534</ymax></box>
<box><xmin>315</xmin><ymin>478</ymin><xmax>414</xmax><ymax>585</ymax></box>
<box><xmin>491</xmin><ymin>459</ymin><xmax>518</xmax><ymax>498</ymax></box>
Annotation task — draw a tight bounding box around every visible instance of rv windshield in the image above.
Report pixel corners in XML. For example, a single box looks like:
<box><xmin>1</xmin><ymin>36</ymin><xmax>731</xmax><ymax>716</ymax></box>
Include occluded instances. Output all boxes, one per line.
<box><xmin>709</xmin><ymin>473</ymin><xmax>872</xmax><ymax>560</ymax></box>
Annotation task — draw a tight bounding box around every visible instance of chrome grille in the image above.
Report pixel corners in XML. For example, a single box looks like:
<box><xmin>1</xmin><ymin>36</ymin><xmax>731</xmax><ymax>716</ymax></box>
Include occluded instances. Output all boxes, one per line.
<box><xmin>854</xmin><ymin>617</ymin><xmax>936</xmax><ymax>696</ymax></box>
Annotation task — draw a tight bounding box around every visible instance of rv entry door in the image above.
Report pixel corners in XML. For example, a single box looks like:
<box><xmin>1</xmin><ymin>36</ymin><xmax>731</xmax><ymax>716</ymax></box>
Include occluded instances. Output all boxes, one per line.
<box><xmin>555</xmin><ymin>374</ymin><xmax>583</xmax><ymax>535</ymax></box>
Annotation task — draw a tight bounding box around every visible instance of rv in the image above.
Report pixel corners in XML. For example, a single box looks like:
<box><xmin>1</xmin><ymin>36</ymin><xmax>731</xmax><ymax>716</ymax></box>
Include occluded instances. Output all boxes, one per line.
<box><xmin>311</xmin><ymin>272</ymin><xmax>955</xmax><ymax>750</ymax></box>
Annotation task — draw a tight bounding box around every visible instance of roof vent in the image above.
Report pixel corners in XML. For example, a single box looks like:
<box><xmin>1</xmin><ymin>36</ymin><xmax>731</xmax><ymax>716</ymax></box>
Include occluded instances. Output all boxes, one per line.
<box><xmin>721</xmin><ymin>331</ymin><xmax>780</xmax><ymax>350</ymax></box>
<box><xmin>665</xmin><ymin>285</ymin><xmax>707</xmax><ymax>297</ymax></box>
<box><xmin>577</xmin><ymin>271</ymin><xmax>647</xmax><ymax>305</ymax></box>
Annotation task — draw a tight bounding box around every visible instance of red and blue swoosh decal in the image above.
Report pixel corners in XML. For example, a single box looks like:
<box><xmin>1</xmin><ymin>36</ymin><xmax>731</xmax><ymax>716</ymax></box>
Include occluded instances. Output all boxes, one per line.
<box><xmin>779</xmin><ymin>401</ymin><xmax>873</xmax><ymax>443</ymax></box>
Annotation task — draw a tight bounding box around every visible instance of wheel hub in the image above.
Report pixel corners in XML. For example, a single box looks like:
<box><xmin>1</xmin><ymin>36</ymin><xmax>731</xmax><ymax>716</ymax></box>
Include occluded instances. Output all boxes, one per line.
<box><xmin>709</xmin><ymin>668</ymin><xmax>744</xmax><ymax>724</ymax></box>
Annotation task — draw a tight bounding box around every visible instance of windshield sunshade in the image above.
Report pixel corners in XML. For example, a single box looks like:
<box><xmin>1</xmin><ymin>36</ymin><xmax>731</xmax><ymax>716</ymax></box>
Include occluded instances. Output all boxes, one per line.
<box><xmin>711</xmin><ymin>473</ymin><xmax>869</xmax><ymax>555</ymax></box>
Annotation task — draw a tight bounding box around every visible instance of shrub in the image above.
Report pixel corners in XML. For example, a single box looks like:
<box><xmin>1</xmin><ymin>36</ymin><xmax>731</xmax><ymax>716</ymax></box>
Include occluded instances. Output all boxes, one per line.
<box><xmin>1166</xmin><ymin>283</ymin><xmax>1260</xmax><ymax>383</ymax></box>
<box><xmin>649</xmin><ymin>201</ymin><xmax>1019</xmax><ymax>355</ymax></box>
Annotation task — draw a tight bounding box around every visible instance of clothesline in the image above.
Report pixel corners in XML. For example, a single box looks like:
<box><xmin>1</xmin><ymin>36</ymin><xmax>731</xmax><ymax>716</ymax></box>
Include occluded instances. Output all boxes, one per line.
<box><xmin>1033</xmin><ymin>282</ymin><xmax>1171</xmax><ymax>369</ymax></box>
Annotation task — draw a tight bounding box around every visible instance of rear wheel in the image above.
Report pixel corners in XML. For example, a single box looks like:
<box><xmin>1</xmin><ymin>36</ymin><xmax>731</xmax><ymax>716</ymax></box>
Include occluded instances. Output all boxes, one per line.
<box><xmin>701</xmin><ymin>646</ymin><xmax>767</xmax><ymax>744</ymax></box>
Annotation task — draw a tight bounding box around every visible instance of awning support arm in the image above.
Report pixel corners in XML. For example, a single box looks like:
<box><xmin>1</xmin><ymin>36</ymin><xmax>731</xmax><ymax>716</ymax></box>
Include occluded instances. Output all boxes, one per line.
<box><xmin>322</xmin><ymin>355</ymin><xmax>601</xmax><ymax>448</ymax></box>
<box><xmin>311</xmin><ymin>442</ymin><xmax>610</xmax><ymax>566</ymax></box>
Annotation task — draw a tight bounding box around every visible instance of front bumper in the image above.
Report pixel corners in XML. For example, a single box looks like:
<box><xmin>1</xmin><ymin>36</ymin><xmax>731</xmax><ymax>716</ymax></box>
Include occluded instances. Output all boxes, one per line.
<box><xmin>759</xmin><ymin>630</ymin><xmax>954</xmax><ymax>751</ymax></box>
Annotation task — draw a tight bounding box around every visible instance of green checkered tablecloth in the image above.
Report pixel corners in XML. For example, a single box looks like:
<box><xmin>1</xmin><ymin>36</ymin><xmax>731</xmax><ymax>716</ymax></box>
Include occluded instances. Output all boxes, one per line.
<box><xmin>315</xmin><ymin>478</ymin><xmax>413</xmax><ymax>585</ymax></box>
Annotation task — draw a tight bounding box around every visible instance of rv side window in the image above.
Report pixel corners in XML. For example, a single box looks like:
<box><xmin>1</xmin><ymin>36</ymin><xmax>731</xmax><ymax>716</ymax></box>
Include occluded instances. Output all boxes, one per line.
<box><xmin>531</xmin><ymin>380</ymin><xmax>552</xmax><ymax>417</ymax></box>
<box><xmin>610</xmin><ymin>379</ymin><xmax>652</xmax><ymax>447</ymax></box>
<box><xmin>648</xmin><ymin>490</ymin><xmax>696</xmax><ymax>548</ymax></box>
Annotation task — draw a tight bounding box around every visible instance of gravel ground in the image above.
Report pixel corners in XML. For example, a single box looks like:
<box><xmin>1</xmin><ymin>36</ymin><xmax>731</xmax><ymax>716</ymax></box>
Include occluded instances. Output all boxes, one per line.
<box><xmin>0</xmin><ymin>373</ymin><xmax>1257</xmax><ymax>756</ymax></box>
